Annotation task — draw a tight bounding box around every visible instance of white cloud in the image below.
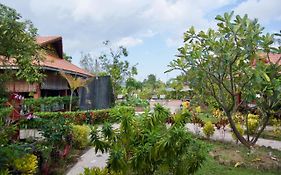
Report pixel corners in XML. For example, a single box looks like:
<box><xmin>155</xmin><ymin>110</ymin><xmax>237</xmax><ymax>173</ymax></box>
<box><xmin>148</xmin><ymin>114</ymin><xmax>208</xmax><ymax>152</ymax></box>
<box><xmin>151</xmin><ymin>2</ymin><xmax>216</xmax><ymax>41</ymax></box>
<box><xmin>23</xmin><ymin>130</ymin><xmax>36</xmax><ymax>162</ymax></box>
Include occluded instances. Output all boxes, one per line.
<box><xmin>116</xmin><ymin>37</ymin><xmax>143</xmax><ymax>47</ymax></box>
<box><xmin>234</xmin><ymin>0</ymin><xmax>281</xmax><ymax>24</ymax></box>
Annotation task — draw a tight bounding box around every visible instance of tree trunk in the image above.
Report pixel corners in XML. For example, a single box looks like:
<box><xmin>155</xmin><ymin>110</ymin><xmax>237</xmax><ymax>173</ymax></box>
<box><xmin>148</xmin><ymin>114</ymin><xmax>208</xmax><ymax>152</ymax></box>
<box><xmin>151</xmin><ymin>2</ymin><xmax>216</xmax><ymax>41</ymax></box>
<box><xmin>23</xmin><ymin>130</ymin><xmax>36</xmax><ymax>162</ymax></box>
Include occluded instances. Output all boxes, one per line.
<box><xmin>69</xmin><ymin>90</ymin><xmax>74</xmax><ymax>111</ymax></box>
<box><xmin>251</xmin><ymin>113</ymin><xmax>270</xmax><ymax>144</ymax></box>
<box><xmin>225</xmin><ymin>111</ymin><xmax>251</xmax><ymax>148</ymax></box>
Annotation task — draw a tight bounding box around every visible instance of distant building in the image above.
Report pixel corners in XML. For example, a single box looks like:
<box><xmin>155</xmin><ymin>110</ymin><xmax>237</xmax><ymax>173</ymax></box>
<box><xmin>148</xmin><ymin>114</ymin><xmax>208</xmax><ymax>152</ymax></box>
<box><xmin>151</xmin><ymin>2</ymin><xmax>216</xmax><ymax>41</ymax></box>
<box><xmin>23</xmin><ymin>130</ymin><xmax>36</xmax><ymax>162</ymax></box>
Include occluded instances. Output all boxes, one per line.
<box><xmin>0</xmin><ymin>36</ymin><xmax>93</xmax><ymax>98</ymax></box>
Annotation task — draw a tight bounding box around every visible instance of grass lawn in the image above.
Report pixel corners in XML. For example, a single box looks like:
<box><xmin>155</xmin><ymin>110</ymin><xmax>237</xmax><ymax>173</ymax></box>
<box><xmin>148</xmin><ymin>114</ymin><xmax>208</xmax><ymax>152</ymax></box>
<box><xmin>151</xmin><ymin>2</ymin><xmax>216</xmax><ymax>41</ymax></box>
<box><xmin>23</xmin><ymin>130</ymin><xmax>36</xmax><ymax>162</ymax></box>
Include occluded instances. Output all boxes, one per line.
<box><xmin>195</xmin><ymin>138</ymin><xmax>281</xmax><ymax>175</ymax></box>
<box><xmin>196</xmin><ymin>157</ymin><xmax>280</xmax><ymax>175</ymax></box>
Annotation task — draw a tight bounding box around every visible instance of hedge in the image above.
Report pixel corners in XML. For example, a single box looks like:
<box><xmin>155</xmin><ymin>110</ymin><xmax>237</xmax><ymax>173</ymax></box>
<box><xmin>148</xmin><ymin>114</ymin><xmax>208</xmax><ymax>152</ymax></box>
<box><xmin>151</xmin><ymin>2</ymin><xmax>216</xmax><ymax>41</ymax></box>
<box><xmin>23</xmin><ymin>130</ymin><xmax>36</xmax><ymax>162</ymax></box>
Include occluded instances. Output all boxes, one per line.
<box><xmin>34</xmin><ymin>106</ymin><xmax>135</xmax><ymax>125</ymax></box>
<box><xmin>23</xmin><ymin>96</ymin><xmax>79</xmax><ymax>112</ymax></box>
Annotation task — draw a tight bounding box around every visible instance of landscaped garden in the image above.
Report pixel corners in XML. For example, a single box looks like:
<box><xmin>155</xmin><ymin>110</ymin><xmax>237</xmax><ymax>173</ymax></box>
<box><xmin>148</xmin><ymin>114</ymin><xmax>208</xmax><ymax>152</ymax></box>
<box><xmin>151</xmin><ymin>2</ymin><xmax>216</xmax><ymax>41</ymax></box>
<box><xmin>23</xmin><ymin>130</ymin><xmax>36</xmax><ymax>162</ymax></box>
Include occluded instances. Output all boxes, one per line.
<box><xmin>1</xmin><ymin>2</ymin><xmax>281</xmax><ymax>175</ymax></box>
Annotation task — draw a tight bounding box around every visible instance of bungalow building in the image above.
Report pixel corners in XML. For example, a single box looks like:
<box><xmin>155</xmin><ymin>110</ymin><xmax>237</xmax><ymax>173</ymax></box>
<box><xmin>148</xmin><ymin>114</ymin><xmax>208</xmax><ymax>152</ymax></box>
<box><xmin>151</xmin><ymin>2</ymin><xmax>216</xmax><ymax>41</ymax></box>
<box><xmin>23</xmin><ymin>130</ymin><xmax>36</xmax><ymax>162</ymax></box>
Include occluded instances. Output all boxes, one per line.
<box><xmin>0</xmin><ymin>36</ymin><xmax>93</xmax><ymax>98</ymax></box>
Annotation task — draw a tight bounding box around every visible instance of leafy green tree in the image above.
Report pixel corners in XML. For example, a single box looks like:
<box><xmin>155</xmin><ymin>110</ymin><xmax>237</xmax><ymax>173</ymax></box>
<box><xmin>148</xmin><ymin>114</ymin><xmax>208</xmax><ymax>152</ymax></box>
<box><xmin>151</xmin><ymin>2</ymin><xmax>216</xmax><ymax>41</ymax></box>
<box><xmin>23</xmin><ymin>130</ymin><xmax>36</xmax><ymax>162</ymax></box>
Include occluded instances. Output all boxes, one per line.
<box><xmin>125</xmin><ymin>77</ymin><xmax>142</xmax><ymax>96</ymax></box>
<box><xmin>80</xmin><ymin>52</ymin><xmax>101</xmax><ymax>74</ymax></box>
<box><xmin>0</xmin><ymin>3</ymin><xmax>43</xmax><ymax>83</ymax></box>
<box><xmin>166</xmin><ymin>75</ymin><xmax>186</xmax><ymax>99</ymax></box>
<box><xmin>91</xmin><ymin>105</ymin><xmax>206</xmax><ymax>174</ymax></box>
<box><xmin>167</xmin><ymin>12</ymin><xmax>280</xmax><ymax>148</ymax></box>
<box><xmin>63</xmin><ymin>53</ymin><xmax>72</xmax><ymax>62</ymax></box>
<box><xmin>80</xmin><ymin>41</ymin><xmax>137</xmax><ymax>95</ymax></box>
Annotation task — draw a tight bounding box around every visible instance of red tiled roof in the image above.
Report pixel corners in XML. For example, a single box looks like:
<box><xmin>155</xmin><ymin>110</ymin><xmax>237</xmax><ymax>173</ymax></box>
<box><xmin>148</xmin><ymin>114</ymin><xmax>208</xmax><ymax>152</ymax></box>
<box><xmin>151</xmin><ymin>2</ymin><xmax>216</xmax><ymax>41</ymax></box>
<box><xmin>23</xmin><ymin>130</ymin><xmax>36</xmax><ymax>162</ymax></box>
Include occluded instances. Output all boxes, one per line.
<box><xmin>36</xmin><ymin>36</ymin><xmax>62</xmax><ymax>46</ymax></box>
<box><xmin>41</xmin><ymin>54</ymin><xmax>93</xmax><ymax>77</ymax></box>
<box><xmin>0</xmin><ymin>36</ymin><xmax>94</xmax><ymax>77</ymax></box>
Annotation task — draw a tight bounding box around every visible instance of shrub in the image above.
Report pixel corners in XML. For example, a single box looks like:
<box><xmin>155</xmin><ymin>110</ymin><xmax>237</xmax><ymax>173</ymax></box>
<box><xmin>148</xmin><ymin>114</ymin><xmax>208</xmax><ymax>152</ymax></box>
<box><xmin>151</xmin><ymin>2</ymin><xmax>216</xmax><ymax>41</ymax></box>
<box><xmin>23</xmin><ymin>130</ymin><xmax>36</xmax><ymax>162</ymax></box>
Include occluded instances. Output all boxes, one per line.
<box><xmin>23</xmin><ymin>96</ymin><xmax>79</xmax><ymax>112</ymax></box>
<box><xmin>247</xmin><ymin>114</ymin><xmax>259</xmax><ymax>134</ymax></box>
<box><xmin>231</xmin><ymin>123</ymin><xmax>244</xmax><ymax>143</ymax></box>
<box><xmin>91</xmin><ymin>104</ymin><xmax>207</xmax><ymax>174</ymax></box>
<box><xmin>81</xmin><ymin>167</ymin><xmax>122</xmax><ymax>175</ymax></box>
<box><xmin>233</xmin><ymin>112</ymin><xmax>244</xmax><ymax>124</ymax></box>
<box><xmin>13</xmin><ymin>154</ymin><xmax>38</xmax><ymax>175</ymax></box>
<box><xmin>203</xmin><ymin>121</ymin><xmax>215</xmax><ymax>139</ymax></box>
<box><xmin>271</xmin><ymin>118</ymin><xmax>281</xmax><ymax>136</ymax></box>
<box><xmin>71</xmin><ymin>124</ymin><xmax>91</xmax><ymax>149</ymax></box>
<box><xmin>195</xmin><ymin>106</ymin><xmax>202</xmax><ymax>113</ymax></box>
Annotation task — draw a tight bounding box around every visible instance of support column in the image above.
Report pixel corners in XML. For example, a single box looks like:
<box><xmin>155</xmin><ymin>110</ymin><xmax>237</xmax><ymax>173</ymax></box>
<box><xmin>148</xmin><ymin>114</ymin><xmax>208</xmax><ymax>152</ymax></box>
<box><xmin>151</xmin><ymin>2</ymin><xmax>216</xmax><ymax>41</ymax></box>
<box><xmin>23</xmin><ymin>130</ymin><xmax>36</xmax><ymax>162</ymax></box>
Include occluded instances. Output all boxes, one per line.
<box><xmin>33</xmin><ymin>83</ymin><xmax>41</xmax><ymax>99</ymax></box>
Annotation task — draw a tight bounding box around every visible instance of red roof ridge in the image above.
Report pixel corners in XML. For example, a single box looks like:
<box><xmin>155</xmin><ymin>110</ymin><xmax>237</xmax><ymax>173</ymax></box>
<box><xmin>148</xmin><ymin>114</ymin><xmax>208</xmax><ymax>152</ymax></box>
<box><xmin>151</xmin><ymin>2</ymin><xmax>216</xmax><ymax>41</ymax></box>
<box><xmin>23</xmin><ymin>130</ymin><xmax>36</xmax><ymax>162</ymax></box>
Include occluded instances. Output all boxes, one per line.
<box><xmin>36</xmin><ymin>36</ymin><xmax>62</xmax><ymax>45</ymax></box>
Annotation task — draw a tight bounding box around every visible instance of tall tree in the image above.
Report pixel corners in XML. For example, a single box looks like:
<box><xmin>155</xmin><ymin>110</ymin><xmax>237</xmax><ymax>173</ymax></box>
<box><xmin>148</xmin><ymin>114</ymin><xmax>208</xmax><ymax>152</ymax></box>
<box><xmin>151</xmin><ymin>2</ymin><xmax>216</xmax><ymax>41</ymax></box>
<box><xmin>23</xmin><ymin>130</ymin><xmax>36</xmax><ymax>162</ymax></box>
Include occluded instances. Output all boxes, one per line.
<box><xmin>0</xmin><ymin>3</ymin><xmax>43</xmax><ymax>83</ymax></box>
<box><xmin>80</xmin><ymin>52</ymin><xmax>100</xmax><ymax>74</ymax></box>
<box><xmin>80</xmin><ymin>41</ymin><xmax>137</xmax><ymax>95</ymax></box>
<box><xmin>167</xmin><ymin>12</ymin><xmax>280</xmax><ymax>148</ymax></box>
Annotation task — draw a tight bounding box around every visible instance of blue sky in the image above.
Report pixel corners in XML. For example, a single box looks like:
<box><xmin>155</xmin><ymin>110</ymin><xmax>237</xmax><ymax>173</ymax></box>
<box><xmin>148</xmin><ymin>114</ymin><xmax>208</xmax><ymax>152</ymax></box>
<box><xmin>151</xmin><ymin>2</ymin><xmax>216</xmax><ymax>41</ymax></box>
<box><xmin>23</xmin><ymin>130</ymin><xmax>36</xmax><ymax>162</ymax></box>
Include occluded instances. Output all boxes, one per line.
<box><xmin>1</xmin><ymin>0</ymin><xmax>281</xmax><ymax>81</ymax></box>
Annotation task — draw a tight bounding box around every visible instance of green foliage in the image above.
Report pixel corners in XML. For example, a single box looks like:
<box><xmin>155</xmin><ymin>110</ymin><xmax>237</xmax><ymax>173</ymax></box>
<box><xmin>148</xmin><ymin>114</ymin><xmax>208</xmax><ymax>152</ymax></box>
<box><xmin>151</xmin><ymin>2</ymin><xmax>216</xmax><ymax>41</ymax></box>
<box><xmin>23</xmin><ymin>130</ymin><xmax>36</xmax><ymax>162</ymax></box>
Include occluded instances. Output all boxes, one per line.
<box><xmin>90</xmin><ymin>104</ymin><xmax>207</xmax><ymax>174</ymax></box>
<box><xmin>125</xmin><ymin>77</ymin><xmax>142</xmax><ymax>95</ymax></box>
<box><xmin>247</xmin><ymin>114</ymin><xmax>259</xmax><ymax>135</ymax></box>
<box><xmin>80</xmin><ymin>41</ymin><xmax>137</xmax><ymax>95</ymax></box>
<box><xmin>80</xmin><ymin>167</ymin><xmax>122</xmax><ymax>175</ymax></box>
<box><xmin>63</xmin><ymin>52</ymin><xmax>72</xmax><ymax>62</ymax></box>
<box><xmin>71</xmin><ymin>124</ymin><xmax>91</xmax><ymax>149</ymax></box>
<box><xmin>166</xmin><ymin>11</ymin><xmax>281</xmax><ymax>147</ymax></box>
<box><xmin>232</xmin><ymin>123</ymin><xmax>244</xmax><ymax>143</ymax></box>
<box><xmin>13</xmin><ymin>154</ymin><xmax>38</xmax><ymax>175</ymax></box>
<box><xmin>23</xmin><ymin>96</ymin><xmax>79</xmax><ymax>112</ymax></box>
<box><xmin>271</xmin><ymin>118</ymin><xmax>281</xmax><ymax>136</ymax></box>
<box><xmin>116</xmin><ymin>96</ymin><xmax>149</xmax><ymax>107</ymax></box>
<box><xmin>39</xmin><ymin>115</ymin><xmax>72</xmax><ymax>149</ymax></box>
<box><xmin>0</xmin><ymin>3</ymin><xmax>43</xmax><ymax>83</ymax></box>
<box><xmin>203</xmin><ymin>121</ymin><xmax>215</xmax><ymax>139</ymax></box>
<box><xmin>34</xmin><ymin>106</ymin><xmax>135</xmax><ymax>124</ymax></box>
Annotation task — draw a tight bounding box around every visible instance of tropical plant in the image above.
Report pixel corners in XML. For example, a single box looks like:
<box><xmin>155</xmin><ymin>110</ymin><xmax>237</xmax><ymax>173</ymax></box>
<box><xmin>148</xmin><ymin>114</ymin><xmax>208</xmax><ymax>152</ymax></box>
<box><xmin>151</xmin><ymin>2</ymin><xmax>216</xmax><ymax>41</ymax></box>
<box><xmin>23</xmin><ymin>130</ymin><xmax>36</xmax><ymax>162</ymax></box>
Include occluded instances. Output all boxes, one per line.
<box><xmin>80</xmin><ymin>167</ymin><xmax>122</xmax><ymax>175</ymax></box>
<box><xmin>203</xmin><ymin>121</ymin><xmax>215</xmax><ymax>139</ymax></box>
<box><xmin>60</xmin><ymin>71</ymin><xmax>90</xmax><ymax>111</ymax></box>
<box><xmin>247</xmin><ymin>114</ymin><xmax>259</xmax><ymax>135</ymax></box>
<box><xmin>13</xmin><ymin>154</ymin><xmax>38</xmax><ymax>175</ymax></box>
<box><xmin>166</xmin><ymin>11</ymin><xmax>281</xmax><ymax>148</ymax></box>
<box><xmin>90</xmin><ymin>104</ymin><xmax>207</xmax><ymax>174</ymax></box>
<box><xmin>39</xmin><ymin>115</ymin><xmax>72</xmax><ymax>156</ymax></box>
<box><xmin>232</xmin><ymin>123</ymin><xmax>244</xmax><ymax>144</ymax></box>
<box><xmin>71</xmin><ymin>124</ymin><xmax>91</xmax><ymax>149</ymax></box>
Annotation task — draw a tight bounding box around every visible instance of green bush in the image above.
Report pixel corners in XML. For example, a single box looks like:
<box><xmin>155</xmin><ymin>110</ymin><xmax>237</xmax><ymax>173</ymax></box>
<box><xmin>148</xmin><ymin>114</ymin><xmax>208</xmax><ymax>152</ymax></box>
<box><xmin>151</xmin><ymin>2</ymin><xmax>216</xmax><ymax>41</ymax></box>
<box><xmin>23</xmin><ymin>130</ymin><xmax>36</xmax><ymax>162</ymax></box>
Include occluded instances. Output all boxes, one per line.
<box><xmin>203</xmin><ymin>121</ymin><xmax>215</xmax><ymax>139</ymax></box>
<box><xmin>80</xmin><ymin>167</ymin><xmax>122</xmax><ymax>175</ymax></box>
<box><xmin>71</xmin><ymin>124</ymin><xmax>91</xmax><ymax>149</ymax></box>
<box><xmin>13</xmin><ymin>154</ymin><xmax>38</xmax><ymax>175</ymax></box>
<box><xmin>23</xmin><ymin>96</ymin><xmax>79</xmax><ymax>112</ymax></box>
<box><xmin>231</xmin><ymin>123</ymin><xmax>244</xmax><ymax>143</ymax></box>
<box><xmin>91</xmin><ymin>104</ymin><xmax>207</xmax><ymax>174</ymax></box>
<box><xmin>34</xmin><ymin>106</ymin><xmax>135</xmax><ymax>125</ymax></box>
<box><xmin>247</xmin><ymin>114</ymin><xmax>259</xmax><ymax>134</ymax></box>
<box><xmin>116</xmin><ymin>97</ymin><xmax>149</xmax><ymax>107</ymax></box>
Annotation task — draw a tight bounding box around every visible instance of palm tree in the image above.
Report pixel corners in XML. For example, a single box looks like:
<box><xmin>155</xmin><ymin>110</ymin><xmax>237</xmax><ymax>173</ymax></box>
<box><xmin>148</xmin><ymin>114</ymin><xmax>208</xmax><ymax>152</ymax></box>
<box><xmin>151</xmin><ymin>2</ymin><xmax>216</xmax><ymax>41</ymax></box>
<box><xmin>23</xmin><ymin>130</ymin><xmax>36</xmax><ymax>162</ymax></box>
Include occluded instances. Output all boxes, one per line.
<box><xmin>60</xmin><ymin>71</ymin><xmax>90</xmax><ymax>111</ymax></box>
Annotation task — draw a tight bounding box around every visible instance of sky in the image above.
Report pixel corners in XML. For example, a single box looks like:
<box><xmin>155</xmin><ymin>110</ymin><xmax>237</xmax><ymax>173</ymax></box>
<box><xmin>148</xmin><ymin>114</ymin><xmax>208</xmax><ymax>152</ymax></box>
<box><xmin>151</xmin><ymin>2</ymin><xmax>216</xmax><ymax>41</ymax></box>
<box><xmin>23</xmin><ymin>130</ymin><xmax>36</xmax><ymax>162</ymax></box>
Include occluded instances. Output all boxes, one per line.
<box><xmin>1</xmin><ymin>0</ymin><xmax>281</xmax><ymax>81</ymax></box>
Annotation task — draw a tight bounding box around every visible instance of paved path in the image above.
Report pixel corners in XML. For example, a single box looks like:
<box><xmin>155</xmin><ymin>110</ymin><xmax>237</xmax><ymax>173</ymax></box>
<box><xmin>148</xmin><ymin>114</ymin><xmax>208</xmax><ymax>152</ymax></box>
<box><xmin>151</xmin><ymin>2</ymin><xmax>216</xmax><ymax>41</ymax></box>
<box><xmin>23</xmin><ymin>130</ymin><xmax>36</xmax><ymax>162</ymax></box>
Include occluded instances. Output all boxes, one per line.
<box><xmin>66</xmin><ymin>150</ymin><xmax>108</xmax><ymax>175</ymax></box>
<box><xmin>185</xmin><ymin>123</ymin><xmax>281</xmax><ymax>150</ymax></box>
